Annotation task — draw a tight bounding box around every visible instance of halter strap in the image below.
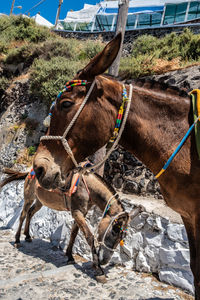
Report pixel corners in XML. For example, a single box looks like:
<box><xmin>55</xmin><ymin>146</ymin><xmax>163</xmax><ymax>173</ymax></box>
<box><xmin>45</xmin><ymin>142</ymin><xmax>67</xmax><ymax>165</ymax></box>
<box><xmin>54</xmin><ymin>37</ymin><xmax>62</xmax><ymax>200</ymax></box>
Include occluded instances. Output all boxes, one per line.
<box><xmin>41</xmin><ymin>80</ymin><xmax>132</xmax><ymax>172</ymax></box>
<box><xmin>40</xmin><ymin>80</ymin><xmax>96</xmax><ymax>167</ymax></box>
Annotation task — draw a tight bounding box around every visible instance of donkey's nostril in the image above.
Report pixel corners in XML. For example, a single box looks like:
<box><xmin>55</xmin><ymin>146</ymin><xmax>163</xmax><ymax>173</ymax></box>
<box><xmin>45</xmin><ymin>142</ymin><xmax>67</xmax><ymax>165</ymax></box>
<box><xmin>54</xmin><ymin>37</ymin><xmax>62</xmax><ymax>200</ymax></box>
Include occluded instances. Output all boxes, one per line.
<box><xmin>35</xmin><ymin>166</ymin><xmax>45</xmax><ymax>180</ymax></box>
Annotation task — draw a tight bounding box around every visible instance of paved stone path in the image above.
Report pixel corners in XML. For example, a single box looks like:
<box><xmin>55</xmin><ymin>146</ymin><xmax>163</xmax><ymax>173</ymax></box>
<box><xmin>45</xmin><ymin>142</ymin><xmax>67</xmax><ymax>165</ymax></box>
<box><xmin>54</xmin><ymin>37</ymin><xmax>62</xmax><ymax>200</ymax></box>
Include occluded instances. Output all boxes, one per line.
<box><xmin>0</xmin><ymin>229</ymin><xmax>194</xmax><ymax>300</ymax></box>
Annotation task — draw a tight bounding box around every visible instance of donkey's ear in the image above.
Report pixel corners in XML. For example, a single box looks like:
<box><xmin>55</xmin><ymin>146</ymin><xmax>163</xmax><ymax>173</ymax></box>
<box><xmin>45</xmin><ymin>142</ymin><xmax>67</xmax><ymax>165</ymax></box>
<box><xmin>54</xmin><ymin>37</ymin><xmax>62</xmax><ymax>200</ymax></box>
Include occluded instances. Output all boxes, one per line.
<box><xmin>77</xmin><ymin>32</ymin><xmax>122</xmax><ymax>80</ymax></box>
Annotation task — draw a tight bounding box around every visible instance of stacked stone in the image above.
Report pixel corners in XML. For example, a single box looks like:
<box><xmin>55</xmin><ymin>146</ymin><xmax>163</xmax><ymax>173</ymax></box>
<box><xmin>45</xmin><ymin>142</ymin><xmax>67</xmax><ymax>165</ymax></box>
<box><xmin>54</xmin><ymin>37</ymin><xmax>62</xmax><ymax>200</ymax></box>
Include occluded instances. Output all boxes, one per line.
<box><xmin>104</xmin><ymin>148</ymin><xmax>162</xmax><ymax>199</ymax></box>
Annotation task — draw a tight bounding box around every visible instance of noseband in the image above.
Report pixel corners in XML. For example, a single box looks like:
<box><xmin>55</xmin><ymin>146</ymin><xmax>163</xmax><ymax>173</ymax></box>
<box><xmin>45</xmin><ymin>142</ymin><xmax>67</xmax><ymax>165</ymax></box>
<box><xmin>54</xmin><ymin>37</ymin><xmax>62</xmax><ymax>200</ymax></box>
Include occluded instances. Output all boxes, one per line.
<box><xmin>40</xmin><ymin>78</ymin><xmax>133</xmax><ymax>173</ymax></box>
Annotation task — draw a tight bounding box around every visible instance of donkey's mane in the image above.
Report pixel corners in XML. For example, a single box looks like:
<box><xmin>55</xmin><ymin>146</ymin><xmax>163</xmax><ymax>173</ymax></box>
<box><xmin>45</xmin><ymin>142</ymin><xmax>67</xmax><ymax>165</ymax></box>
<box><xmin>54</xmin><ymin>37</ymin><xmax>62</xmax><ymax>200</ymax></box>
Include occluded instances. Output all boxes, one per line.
<box><xmin>128</xmin><ymin>77</ymin><xmax>189</xmax><ymax>98</ymax></box>
<box><xmin>102</xmin><ymin>73</ymin><xmax>189</xmax><ymax>98</ymax></box>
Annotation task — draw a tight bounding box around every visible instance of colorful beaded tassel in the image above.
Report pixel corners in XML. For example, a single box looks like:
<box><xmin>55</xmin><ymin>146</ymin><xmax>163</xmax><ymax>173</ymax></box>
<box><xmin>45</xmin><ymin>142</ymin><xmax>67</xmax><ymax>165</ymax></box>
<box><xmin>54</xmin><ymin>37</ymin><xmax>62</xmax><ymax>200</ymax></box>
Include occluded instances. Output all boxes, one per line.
<box><xmin>109</xmin><ymin>85</ymin><xmax>129</xmax><ymax>144</ymax></box>
<box><xmin>43</xmin><ymin>80</ymin><xmax>88</xmax><ymax>127</ymax></box>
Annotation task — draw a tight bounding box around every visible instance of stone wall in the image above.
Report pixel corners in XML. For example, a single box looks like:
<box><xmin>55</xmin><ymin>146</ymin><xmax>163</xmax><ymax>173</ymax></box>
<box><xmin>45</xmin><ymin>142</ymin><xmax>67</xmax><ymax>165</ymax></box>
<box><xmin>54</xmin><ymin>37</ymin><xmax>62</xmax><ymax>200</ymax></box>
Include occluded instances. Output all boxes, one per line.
<box><xmin>54</xmin><ymin>23</ymin><xmax>200</xmax><ymax>54</ymax></box>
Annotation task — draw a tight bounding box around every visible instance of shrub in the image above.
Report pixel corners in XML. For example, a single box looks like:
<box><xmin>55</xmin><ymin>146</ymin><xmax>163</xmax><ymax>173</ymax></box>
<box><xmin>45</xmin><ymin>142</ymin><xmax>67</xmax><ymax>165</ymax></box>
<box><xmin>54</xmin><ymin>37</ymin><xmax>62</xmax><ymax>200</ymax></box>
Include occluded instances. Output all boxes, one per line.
<box><xmin>131</xmin><ymin>29</ymin><xmax>200</xmax><ymax>62</ymax></box>
<box><xmin>0</xmin><ymin>76</ymin><xmax>10</xmax><ymax>93</ymax></box>
<box><xmin>79</xmin><ymin>39</ymin><xmax>104</xmax><ymax>60</ymax></box>
<box><xmin>132</xmin><ymin>35</ymin><xmax>159</xmax><ymax>57</ymax></box>
<box><xmin>120</xmin><ymin>54</ymin><xmax>155</xmax><ymax>78</ymax></box>
<box><xmin>39</xmin><ymin>38</ymin><xmax>80</xmax><ymax>60</ymax></box>
<box><xmin>29</xmin><ymin>56</ymin><xmax>85</xmax><ymax>105</ymax></box>
<box><xmin>4</xmin><ymin>44</ymin><xmax>35</xmax><ymax>64</ymax></box>
<box><xmin>0</xmin><ymin>39</ymin><xmax>8</xmax><ymax>55</ymax></box>
<box><xmin>0</xmin><ymin>15</ymin><xmax>52</xmax><ymax>44</ymax></box>
<box><xmin>28</xmin><ymin>146</ymin><xmax>36</xmax><ymax>156</ymax></box>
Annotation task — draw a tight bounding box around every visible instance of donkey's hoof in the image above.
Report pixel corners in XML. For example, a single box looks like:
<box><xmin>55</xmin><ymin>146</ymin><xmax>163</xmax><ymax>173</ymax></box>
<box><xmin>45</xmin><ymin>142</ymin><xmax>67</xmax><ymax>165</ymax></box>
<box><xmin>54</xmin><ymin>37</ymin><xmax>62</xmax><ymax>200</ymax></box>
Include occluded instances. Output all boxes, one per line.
<box><xmin>96</xmin><ymin>274</ymin><xmax>107</xmax><ymax>284</ymax></box>
<box><xmin>14</xmin><ymin>242</ymin><xmax>22</xmax><ymax>248</ymax></box>
<box><xmin>25</xmin><ymin>237</ymin><xmax>32</xmax><ymax>243</ymax></box>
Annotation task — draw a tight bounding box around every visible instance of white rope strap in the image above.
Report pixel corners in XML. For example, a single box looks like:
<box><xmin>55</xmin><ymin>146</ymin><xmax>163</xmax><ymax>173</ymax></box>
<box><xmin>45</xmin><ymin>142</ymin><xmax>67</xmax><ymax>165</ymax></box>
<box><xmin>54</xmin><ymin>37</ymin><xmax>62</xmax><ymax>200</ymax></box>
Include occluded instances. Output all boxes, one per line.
<box><xmin>40</xmin><ymin>80</ymin><xmax>96</xmax><ymax>167</ymax></box>
<box><xmin>93</xmin><ymin>192</ymin><xmax>118</xmax><ymax>243</ymax></box>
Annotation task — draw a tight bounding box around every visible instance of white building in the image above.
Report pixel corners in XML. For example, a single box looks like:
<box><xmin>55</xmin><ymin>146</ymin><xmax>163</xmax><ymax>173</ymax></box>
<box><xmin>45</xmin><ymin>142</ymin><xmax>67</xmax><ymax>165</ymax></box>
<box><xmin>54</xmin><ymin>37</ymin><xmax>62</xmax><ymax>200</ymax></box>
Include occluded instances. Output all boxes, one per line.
<box><xmin>32</xmin><ymin>13</ymin><xmax>53</xmax><ymax>28</ymax></box>
<box><xmin>58</xmin><ymin>0</ymin><xmax>200</xmax><ymax>31</ymax></box>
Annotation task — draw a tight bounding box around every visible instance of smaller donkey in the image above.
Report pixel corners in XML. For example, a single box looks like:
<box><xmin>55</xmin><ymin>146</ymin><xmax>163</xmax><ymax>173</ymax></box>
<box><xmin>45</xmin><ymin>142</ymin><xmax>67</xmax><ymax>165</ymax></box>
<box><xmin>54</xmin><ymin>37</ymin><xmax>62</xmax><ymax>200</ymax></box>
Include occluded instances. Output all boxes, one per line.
<box><xmin>1</xmin><ymin>168</ymin><xmax>141</xmax><ymax>283</ymax></box>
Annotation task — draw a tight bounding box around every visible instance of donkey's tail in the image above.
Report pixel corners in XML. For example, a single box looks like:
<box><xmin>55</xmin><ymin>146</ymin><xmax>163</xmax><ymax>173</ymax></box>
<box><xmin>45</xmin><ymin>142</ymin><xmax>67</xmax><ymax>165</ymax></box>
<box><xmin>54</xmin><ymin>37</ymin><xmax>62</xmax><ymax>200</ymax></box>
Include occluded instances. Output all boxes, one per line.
<box><xmin>0</xmin><ymin>168</ymin><xmax>29</xmax><ymax>189</ymax></box>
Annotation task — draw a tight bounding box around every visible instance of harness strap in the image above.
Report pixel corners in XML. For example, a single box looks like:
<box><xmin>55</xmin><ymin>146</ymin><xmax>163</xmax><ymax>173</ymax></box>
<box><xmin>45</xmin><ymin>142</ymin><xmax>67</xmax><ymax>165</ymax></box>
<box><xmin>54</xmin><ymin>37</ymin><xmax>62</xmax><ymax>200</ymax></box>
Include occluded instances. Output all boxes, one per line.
<box><xmin>155</xmin><ymin>91</ymin><xmax>200</xmax><ymax>179</ymax></box>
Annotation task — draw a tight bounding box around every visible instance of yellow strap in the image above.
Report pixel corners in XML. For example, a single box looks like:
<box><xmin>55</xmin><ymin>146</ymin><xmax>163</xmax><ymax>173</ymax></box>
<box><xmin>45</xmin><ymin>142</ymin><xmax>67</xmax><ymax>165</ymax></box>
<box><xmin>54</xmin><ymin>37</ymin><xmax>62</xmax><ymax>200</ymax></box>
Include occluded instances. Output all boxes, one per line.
<box><xmin>155</xmin><ymin>168</ymin><xmax>165</xmax><ymax>179</ymax></box>
<box><xmin>190</xmin><ymin>89</ymin><xmax>200</xmax><ymax>117</ymax></box>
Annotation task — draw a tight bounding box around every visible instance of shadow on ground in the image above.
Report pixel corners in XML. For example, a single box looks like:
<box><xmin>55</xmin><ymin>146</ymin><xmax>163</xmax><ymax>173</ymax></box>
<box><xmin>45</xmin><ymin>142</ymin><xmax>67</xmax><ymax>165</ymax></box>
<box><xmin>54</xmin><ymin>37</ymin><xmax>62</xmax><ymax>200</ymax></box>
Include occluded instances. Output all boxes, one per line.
<box><xmin>9</xmin><ymin>237</ymin><xmax>113</xmax><ymax>281</ymax></box>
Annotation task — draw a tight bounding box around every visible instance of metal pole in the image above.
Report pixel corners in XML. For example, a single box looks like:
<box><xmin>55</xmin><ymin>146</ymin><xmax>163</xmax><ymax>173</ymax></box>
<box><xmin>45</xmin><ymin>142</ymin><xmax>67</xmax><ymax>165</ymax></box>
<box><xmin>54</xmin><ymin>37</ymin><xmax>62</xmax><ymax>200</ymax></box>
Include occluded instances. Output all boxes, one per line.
<box><xmin>108</xmin><ymin>0</ymin><xmax>129</xmax><ymax>77</ymax></box>
<box><xmin>55</xmin><ymin>0</ymin><xmax>63</xmax><ymax>27</ymax></box>
<box><xmin>10</xmin><ymin>0</ymin><xmax>16</xmax><ymax>15</ymax></box>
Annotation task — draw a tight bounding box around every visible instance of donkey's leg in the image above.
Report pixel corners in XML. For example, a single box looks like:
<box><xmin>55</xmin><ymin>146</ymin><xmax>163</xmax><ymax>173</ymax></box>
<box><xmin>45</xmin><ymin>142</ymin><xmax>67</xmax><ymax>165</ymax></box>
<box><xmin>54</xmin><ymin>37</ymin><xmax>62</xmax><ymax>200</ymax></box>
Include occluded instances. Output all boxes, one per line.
<box><xmin>15</xmin><ymin>202</ymin><xmax>34</xmax><ymax>247</ymax></box>
<box><xmin>194</xmin><ymin>215</ymin><xmax>200</xmax><ymax>300</ymax></box>
<box><xmin>72</xmin><ymin>209</ymin><xmax>106</xmax><ymax>283</ymax></box>
<box><xmin>182</xmin><ymin>216</ymin><xmax>199</xmax><ymax>299</ymax></box>
<box><xmin>24</xmin><ymin>198</ymin><xmax>42</xmax><ymax>242</ymax></box>
<box><xmin>65</xmin><ymin>222</ymin><xmax>79</xmax><ymax>263</ymax></box>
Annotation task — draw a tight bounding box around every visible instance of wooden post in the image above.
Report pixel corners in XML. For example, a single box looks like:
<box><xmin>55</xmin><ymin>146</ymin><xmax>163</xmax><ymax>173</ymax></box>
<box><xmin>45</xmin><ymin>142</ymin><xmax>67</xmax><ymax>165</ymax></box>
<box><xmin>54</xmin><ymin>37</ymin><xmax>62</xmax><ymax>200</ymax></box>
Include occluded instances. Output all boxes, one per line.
<box><xmin>55</xmin><ymin>0</ymin><xmax>63</xmax><ymax>28</ymax></box>
<box><xmin>108</xmin><ymin>0</ymin><xmax>129</xmax><ymax>77</ymax></box>
<box><xmin>10</xmin><ymin>0</ymin><xmax>16</xmax><ymax>15</ymax></box>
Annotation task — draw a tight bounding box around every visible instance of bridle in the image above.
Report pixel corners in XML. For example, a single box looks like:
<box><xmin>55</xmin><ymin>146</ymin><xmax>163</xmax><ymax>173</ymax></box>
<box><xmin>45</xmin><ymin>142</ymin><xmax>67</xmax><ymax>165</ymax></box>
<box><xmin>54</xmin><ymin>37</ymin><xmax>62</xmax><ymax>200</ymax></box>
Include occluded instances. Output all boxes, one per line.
<box><xmin>93</xmin><ymin>193</ymin><xmax>129</xmax><ymax>252</ymax></box>
<box><xmin>93</xmin><ymin>195</ymin><xmax>142</xmax><ymax>252</ymax></box>
<box><xmin>40</xmin><ymin>78</ymin><xmax>133</xmax><ymax>174</ymax></box>
<box><xmin>40</xmin><ymin>80</ymin><xmax>96</xmax><ymax>167</ymax></box>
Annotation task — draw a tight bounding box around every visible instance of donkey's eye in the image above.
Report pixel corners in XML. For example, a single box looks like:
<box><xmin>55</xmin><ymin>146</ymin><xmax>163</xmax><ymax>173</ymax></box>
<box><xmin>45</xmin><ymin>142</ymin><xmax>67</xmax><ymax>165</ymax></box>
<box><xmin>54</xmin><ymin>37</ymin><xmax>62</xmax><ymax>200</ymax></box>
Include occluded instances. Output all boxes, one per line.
<box><xmin>61</xmin><ymin>101</ymin><xmax>74</xmax><ymax>109</ymax></box>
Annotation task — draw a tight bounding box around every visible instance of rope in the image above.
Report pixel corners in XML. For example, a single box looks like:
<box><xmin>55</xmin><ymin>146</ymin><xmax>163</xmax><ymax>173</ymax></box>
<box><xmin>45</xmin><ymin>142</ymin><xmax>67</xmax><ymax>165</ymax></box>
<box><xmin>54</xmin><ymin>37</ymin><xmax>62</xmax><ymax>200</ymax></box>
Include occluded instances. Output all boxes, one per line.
<box><xmin>40</xmin><ymin>80</ymin><xmax>96</xmax><ymax>168</ymax></box>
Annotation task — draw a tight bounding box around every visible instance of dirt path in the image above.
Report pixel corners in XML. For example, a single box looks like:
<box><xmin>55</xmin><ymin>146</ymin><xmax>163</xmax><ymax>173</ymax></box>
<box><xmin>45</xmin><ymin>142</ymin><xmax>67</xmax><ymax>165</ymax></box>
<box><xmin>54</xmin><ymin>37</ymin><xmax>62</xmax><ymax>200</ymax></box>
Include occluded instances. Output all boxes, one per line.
<box><xmin>0</xmin><ymin>229</ymin><xmax>193</xmax><ymax>300</ymax></box>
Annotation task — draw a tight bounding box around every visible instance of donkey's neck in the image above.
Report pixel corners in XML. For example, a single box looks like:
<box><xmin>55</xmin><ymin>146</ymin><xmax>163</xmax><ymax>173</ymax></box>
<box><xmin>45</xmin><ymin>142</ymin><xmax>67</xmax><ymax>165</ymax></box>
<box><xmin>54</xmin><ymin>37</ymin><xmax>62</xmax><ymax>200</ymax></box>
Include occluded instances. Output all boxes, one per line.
<box><xmin>86</xmin><ymin>173</ymin><xmax>123</xmax><ymax>215</ymax></box>
<box><xmin>120</xmin><ymin>83</ymin><xmax>192</xmax><ymax>176</ymax></box>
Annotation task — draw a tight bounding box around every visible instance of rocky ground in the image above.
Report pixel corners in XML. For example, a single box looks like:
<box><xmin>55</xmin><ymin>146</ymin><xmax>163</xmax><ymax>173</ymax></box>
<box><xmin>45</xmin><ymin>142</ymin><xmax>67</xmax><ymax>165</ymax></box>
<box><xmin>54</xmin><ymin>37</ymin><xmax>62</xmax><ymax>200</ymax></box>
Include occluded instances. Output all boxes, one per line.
<box><xmin>0</xmin><ymin>229</ymin><xmax>193</xmax><ymax>300</ymax></box>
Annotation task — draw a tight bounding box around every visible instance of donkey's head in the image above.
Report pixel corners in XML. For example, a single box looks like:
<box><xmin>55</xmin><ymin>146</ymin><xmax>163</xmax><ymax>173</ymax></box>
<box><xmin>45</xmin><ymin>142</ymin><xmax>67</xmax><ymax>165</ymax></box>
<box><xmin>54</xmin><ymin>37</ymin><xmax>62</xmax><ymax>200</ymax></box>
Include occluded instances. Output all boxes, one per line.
<box><xmin>97</xmin><ymin>212</ymin><xmax>129</xmax><ymax>265</ymax></box>
<box><xmin>33</xmin><ymin>33</ymin><xmax>122</xmax><ymax>189</ymax></box>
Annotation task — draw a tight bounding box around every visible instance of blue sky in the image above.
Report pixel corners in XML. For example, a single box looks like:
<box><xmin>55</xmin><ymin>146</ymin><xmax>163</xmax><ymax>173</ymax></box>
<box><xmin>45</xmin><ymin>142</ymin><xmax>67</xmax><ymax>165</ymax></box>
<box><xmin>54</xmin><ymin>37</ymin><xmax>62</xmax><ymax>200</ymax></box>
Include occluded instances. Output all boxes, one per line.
<box><xmin>0</xmin><ymin>0</ymin><xmax>99</xmax><ymax>24</ymax></box>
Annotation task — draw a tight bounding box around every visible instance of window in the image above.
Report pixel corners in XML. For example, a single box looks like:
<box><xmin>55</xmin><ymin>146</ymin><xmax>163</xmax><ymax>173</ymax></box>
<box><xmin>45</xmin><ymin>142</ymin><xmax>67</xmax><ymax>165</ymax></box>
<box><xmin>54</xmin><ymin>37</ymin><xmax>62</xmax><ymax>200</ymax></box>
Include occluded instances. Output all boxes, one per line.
<box><xmin>187</xmin><ymin>1</ymin><xmax>200</xmax><ymax>20</ymax></box>
<box><xmin>126</xmin><ymin>14</ymin><xmax>137</xmax><ymax>29</ymax></box>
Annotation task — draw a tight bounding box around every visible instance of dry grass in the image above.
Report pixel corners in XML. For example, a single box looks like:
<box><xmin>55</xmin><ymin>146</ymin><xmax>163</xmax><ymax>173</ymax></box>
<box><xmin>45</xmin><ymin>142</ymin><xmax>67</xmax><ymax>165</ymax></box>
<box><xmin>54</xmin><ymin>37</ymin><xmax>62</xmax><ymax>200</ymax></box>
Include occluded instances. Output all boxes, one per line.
<box><xmin>16</xmin><ymin>147</ymin><xmax>34</xmax><ymax>166</ymax></box>
<box><xmin>152</xmin><ymin>58</ymin><xmax>181</xmax><ymax>73</ymax></box>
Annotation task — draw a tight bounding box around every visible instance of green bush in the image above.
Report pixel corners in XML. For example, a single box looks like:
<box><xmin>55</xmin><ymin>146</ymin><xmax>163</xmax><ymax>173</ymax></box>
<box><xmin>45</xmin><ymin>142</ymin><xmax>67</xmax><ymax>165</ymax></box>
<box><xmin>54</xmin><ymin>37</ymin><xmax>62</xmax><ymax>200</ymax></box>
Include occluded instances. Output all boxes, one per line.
<box><xmin>0</xmin><ymin>15</ymin><xmax>51</xmax><ymax>45</ymax></box>
<box><xmin>28</xmin><ymin>146</ymin><xmax>36</xmax><ymax>156</ymax></box>
<box><xmin>131</xmin><ymin>29</ymin><xmax>200</xmax><ymax>62</ymax></box>
<box><xmin>0</xmin><ymin>77</ymin><xmax>10</xmax><ymax>93</ymax></box>
<box><xmin>4</xmin><ymin>38</ymin><xmax>82</xmax><ymax>66</ymax></box>
<box><xmin>132</xmin><ymin>35</ymin><xmax>159</xmax><ymax>57</ymax></box>
<box><xmin>79</xmin><ymin>39</ymin><xmax>104</xmax><ymax>60</ymax></box>
<box><xmin>39</xmin><ymin>38</ymin><xmax>80</xmax><ymax>60</ymax></box>
<box><xmin>120</xmin><ymin>54</ymin><xmax>155</xmax><ymax>78</ymax></box>
<box><xmin>29</xmin><ymin>56</ymin><xmax>85</xmax><ymax>105</ymax></box>
<box><xmin>4</xmin><ymin>44</ymin><xmax>35</xmax><ymax>64</ymax></box>
<box><xmin>0</xmin><ymin>39</ymin><xmax>8</xmax><ymax>55</ymax></box>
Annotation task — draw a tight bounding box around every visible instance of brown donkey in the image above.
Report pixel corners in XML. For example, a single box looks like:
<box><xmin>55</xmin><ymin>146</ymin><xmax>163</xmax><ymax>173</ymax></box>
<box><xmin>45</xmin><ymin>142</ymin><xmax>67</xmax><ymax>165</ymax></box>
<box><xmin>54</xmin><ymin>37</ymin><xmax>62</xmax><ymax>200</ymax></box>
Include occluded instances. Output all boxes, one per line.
<box><xmin>1</xmin><ymin>168</ymin><xmax>140</xmax><ymax>282</ymax></box>
<box><xmin>33</xmin><ymin>33</ymin><xmax>200</xmax><ymax>298</ymax></box>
